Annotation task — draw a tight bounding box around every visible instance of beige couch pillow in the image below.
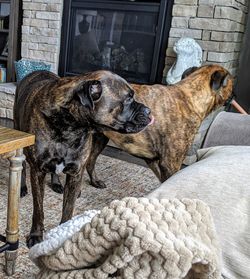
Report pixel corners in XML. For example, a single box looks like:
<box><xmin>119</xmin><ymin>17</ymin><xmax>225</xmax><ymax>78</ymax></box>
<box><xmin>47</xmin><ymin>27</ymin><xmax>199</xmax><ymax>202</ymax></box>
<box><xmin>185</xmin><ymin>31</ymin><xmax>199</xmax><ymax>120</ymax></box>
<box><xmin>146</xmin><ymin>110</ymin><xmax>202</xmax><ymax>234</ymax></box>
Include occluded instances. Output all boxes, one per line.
<box><xmin>147</xmin><ymin>146</ymin><xmax>250</xmax><ymax>279</ymax></box>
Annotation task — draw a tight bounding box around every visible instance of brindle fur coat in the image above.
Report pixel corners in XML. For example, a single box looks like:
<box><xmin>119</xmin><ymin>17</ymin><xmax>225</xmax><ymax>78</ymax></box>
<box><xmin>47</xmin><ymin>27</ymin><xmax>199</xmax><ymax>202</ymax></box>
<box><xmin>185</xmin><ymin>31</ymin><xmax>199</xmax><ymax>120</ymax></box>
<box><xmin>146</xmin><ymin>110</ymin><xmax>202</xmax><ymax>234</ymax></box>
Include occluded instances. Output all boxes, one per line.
<box><xmin>85</xmin><ymin>65</ymin><xmax>233</xmax><ymax>185</ymax></box>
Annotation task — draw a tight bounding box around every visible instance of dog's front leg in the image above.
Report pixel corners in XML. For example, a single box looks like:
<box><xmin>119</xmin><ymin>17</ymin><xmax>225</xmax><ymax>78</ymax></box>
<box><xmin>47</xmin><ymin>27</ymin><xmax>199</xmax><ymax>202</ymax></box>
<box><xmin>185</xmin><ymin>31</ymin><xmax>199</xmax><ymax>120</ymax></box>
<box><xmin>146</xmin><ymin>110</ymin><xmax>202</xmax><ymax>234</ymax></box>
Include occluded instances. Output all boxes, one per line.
<box><xmin>50</xmin><ymin>173</ymin><xmax>64</xmax><ymax>194</ymax></box>
<box><xmin>60</xmin><ymin>171</ymin><xmax>83</xmax><ymax>224</ymax></box>
<box><xmin>27</xmin><ymin>167</ymin><xmax>46</xmax><ymax>248</ymax></box>
<box><xmin>158</xmin><ymin>155</ymin><xmax>179</xmax><ymax>183</ymax></box>
<box><xmin>145</xmin><ymin>158</ymin><xmax>162</xmax><ymax>181</ymax></box>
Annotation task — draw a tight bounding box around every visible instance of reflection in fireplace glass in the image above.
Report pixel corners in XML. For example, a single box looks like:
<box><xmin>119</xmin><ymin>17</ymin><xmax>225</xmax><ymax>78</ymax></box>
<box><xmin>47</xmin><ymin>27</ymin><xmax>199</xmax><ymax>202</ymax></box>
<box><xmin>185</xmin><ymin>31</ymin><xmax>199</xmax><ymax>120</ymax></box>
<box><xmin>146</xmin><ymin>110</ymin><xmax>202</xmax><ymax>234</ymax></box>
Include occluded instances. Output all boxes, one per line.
<box><xmin>68</xmin><ymin>8</ymin><xmax>158</xmax><ymax>83</ymax></box>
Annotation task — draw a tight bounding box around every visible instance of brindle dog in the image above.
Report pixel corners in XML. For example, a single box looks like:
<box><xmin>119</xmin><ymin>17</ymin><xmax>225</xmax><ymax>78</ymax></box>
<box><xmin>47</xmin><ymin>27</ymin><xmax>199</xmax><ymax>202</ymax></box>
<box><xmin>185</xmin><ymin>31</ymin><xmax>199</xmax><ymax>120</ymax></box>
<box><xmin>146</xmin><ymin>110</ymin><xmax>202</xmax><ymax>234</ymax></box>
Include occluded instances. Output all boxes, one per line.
<box><xmin>14</xmin><ymin>70</ymin><xmax>151</xmax><ymax>247</ymax></box>
<box><xmin>82</xmin><ymin>65</ymin><xmax>234</xmax><ymax>189</ymax></box>
<box><xmin>50</xmin><ymin>65</ymin><xmax>233</xmax><ymax>191</ymax></box>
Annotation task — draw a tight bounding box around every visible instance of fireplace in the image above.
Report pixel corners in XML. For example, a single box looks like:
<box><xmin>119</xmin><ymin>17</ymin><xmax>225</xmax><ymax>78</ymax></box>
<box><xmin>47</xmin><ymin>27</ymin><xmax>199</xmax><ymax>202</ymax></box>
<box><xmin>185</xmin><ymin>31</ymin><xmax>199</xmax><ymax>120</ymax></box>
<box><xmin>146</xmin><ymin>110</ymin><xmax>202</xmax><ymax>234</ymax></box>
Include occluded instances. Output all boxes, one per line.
<box><xmin>59</xmin><ymin>0</ymin><xmax>173</xmax><ymax>84</ymax></box>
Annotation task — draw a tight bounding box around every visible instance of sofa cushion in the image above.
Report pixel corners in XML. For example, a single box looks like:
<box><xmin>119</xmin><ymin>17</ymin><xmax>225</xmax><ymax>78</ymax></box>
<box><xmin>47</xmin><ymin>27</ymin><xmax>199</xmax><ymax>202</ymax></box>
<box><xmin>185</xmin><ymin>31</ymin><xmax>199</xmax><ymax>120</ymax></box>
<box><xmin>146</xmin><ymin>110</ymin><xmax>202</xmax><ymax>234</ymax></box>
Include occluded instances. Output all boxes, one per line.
<box><xmin>203</xmin><ymin>111</ymin><xmax>250</xmax><ymax>148</ymax></box>
<box><xmin>147</xmin><ymin>146</ymin><xmax>250</xmax><ymax>279</ymax></box>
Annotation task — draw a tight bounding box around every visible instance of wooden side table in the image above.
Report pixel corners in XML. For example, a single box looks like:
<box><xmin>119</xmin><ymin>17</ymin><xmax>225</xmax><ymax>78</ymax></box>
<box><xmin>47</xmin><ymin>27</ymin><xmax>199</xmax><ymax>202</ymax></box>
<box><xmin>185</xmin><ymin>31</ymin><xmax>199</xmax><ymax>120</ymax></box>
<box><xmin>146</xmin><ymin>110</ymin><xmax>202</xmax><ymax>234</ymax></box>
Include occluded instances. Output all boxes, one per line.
<box><xmin>0</xmin><ymin>126</ymin><xmax>35</xmax><ymax>275</ymax></box>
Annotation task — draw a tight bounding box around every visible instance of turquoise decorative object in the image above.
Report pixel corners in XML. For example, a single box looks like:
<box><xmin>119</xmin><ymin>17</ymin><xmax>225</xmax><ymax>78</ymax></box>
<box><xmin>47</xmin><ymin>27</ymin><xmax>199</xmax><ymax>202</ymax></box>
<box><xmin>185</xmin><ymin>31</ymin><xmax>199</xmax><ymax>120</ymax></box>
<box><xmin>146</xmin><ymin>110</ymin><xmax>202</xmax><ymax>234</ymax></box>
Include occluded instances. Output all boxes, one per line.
<box><xmin>14</xmin><ymin>60</ymin><xmax>51</xmax><ymax>81</ymax></box>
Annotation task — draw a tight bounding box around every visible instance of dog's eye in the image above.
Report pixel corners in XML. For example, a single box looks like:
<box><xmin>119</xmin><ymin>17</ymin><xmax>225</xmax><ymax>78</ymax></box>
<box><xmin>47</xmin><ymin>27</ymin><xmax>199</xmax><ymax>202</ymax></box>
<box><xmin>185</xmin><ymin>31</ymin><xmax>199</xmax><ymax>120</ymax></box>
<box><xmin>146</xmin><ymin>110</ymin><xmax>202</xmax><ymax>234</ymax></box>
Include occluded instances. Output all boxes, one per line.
<box><xmin>91</xmin><ymin>91</ymin><xmax>101</xmax><ymax>101</ymax></box>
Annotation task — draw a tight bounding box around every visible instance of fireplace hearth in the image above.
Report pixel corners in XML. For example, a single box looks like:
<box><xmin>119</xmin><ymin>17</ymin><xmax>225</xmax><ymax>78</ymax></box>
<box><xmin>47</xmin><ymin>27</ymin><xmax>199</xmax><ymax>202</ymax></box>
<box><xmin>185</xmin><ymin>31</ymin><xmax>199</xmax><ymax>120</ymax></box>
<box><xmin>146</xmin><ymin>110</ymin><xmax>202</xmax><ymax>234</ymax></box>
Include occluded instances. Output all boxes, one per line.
<box><xmin>59</xmin><ymin>0</ymin><xmax>173</xmax><ymax>84</ymax></box>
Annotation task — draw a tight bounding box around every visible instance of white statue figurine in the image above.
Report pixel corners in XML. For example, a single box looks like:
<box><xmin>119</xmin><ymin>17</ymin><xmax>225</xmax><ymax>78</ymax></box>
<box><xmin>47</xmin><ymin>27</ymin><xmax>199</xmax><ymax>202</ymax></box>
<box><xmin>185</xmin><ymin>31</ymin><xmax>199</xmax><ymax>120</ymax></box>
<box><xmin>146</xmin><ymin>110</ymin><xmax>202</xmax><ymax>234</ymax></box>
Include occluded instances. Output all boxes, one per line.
<box><xmin>166</xmin><ymin>37</ymin><xmax>202</xmax><ymax>84</ymax></box>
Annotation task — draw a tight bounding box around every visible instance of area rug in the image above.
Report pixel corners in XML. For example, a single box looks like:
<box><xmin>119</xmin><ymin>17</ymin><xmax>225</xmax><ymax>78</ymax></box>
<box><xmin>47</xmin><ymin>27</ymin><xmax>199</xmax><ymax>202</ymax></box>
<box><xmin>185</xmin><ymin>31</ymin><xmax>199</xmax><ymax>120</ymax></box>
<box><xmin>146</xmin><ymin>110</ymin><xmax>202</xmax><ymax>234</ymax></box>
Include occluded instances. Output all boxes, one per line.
<box><xmin>0</xmin><ymin>155</ymin><xmax>159</xmax><ymax>279</ymax></box>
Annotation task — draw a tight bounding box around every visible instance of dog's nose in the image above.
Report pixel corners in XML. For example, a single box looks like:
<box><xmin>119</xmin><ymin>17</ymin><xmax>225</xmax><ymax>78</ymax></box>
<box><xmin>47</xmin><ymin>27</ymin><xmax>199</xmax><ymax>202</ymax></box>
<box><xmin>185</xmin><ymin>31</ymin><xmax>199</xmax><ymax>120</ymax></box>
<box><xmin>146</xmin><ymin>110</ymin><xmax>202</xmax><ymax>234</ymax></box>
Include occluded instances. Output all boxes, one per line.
<box><xmin>143</xmin><ymin>107</ymin><xmax>151</xmax><ymax>115</ymax></box>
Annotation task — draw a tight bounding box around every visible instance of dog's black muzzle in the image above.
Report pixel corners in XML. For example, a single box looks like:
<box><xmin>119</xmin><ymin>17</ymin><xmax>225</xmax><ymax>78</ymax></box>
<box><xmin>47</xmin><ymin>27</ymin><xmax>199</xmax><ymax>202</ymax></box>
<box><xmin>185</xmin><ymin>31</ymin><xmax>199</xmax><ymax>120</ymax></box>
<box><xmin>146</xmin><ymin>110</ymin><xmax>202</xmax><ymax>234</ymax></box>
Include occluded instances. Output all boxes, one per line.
<box><xmin>119</xmin><ymin>102</ymin><xmax>152</xmax><ymax>134</ymax></box>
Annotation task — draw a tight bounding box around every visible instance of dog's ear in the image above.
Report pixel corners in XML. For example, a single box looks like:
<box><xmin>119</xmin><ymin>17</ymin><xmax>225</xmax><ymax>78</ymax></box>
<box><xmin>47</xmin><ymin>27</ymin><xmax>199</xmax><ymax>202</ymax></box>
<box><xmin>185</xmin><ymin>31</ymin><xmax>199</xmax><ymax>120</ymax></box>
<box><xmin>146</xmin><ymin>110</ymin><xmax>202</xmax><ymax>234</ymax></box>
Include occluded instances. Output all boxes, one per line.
<box><xmin>89</xmin><ymin>80</ymin><xmax>102</xmax><ymax>102</ymax></box>
<box><xmin>76</xmin><ymin>80</ymin><xmax>102</xmax><ymax>110</ymax></box>
<box><xmin>181</xmin><ymin>66</ymin><xmax>199</xmax><ymax>80</ymax></box>
<box><xmin>210</xmin><ymin>71</ymin><xmax>229</xmax><ymax>91</ymax></box>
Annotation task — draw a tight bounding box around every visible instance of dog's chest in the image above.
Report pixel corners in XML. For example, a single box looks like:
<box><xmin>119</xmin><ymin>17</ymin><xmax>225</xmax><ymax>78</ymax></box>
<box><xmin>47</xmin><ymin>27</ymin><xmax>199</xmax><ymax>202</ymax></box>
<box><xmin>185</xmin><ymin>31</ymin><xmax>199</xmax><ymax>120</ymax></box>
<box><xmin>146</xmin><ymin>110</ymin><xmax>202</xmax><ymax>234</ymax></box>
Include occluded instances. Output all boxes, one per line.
<box><xmin>36</xmin><ymin>129</ymin><xmax>92</xmax><ymax>175</ymax></box>
<box><xmin>55</xmin><ymin>162</ymin><xmax>65</xmax><ymax>174</ymax></box>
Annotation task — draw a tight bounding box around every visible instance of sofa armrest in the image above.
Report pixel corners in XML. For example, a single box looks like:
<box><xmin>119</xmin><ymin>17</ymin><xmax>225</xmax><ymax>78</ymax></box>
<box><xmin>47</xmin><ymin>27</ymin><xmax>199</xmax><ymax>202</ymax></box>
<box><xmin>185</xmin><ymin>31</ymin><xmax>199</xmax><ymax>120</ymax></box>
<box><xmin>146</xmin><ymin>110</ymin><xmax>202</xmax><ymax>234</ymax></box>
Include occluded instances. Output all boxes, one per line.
<box><xmin>203</xmin><ymin>111</ymin><xmax>250</xmax><ymax>148</ymax></box>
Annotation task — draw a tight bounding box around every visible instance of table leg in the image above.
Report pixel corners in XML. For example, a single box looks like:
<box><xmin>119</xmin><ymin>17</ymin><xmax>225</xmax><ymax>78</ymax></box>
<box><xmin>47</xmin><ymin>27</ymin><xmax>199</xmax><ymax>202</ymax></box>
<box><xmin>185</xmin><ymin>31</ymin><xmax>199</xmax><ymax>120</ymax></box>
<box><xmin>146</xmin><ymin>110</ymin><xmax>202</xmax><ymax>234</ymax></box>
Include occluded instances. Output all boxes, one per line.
<box><xmin>5</xmin><ymin>149</ymin><xmax>25</xmax><ymax>276</ymax></box>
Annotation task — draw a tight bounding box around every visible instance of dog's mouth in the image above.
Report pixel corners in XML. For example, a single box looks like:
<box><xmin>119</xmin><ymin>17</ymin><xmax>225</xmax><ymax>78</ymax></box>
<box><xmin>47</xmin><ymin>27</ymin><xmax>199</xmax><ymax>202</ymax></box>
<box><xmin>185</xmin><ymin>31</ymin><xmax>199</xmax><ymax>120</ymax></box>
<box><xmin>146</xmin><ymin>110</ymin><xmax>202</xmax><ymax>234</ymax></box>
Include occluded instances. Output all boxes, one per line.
<box><xmin>148</xmin><ymin>115</ymin><xmax>155</xmax><ymax>126</ymax></box>
<box><xmin>123</xmin><ymin>112</ymin><xmax>154</xmax><ymax>134</ymax></box>
<box><xmin>94</xmin><ymin>113</ymin><xmax>153</xmax><ymax>134</ymax></box>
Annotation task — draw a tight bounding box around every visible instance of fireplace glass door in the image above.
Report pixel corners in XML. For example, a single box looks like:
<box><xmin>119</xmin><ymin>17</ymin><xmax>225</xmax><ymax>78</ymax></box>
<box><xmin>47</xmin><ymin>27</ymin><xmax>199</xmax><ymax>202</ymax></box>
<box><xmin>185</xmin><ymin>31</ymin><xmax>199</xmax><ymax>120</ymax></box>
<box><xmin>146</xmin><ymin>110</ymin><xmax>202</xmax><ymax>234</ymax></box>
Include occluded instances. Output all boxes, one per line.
<box><xmin>60</xmin><ymin>0</ymin><xmax>171</xmax><ymax>83</ymax></box>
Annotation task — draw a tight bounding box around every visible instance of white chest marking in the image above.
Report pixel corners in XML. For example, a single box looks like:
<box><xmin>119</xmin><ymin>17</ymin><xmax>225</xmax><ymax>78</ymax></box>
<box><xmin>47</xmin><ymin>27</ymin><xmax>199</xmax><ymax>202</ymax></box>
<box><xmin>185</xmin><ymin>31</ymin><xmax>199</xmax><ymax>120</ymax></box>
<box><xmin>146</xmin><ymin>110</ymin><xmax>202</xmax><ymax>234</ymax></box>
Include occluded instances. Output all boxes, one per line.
<box><xmin>55</xmin><ymin>162</ymin><xmax>65</xmax><ymax>174</ymax></box>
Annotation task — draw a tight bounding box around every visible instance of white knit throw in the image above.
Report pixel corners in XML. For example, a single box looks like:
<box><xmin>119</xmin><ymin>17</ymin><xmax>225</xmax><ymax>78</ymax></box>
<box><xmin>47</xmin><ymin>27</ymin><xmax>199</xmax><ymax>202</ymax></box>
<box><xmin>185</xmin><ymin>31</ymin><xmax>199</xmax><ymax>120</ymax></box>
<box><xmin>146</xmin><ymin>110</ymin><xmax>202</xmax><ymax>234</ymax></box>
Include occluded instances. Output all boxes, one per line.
<box><xmin>30</xmin><ymin>197</ymin><xmax>222</xmax><ymax>279</ymax></box>
<box><xmin>29</xmin><ymin>209</ymin><xmax>100</xmax><ymax>260</ymax></box>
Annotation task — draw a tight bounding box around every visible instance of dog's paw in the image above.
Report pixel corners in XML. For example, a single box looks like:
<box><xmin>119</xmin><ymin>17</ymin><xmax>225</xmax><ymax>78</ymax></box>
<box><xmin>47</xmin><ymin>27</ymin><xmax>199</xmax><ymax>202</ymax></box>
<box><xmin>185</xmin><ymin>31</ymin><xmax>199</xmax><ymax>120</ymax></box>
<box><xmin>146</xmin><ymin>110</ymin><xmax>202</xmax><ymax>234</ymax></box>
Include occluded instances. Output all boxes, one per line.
<box><xmin>20</xmin><ymin>186</ymin><xmax>28</xmax><ymax>198</ymax></box>
<box><xmin>26</xmin><ymin>233</ymin><xmax>43</xmax><ymax>248</ymax></box>
<box><xmin>90</xmin><ymin>180</ymin><xmax>107</xmax><ymax>189</ymax></box>
<box><xmin>49</xmin><ymin>183</ymin><xmax>64</xmax><ymax>194</ymax></box>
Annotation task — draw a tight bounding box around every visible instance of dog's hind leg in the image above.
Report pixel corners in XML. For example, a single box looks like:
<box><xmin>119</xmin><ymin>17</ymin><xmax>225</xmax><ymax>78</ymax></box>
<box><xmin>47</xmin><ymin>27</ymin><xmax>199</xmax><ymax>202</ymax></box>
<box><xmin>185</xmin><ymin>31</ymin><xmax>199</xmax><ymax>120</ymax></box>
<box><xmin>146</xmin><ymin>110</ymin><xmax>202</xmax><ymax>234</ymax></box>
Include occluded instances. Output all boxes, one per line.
<box><xmin>20</xmin><ymin>161</ymin><xmax>28</xmax><ymax>197</ymax></box>
<box><xmin>86</xmin><ymin>133</ymin><xmax>109</xmax><ymax>189</ymax></box>
<box><xmin>60</xmin><ymin>172</ymin><xmax>83</xmax><ymax>224</ymax></box>
<box><xmin>27</xmin><ymin>167</ymin><xmax>46</xmax><ymax>248</ymax></box>
<box><xmin>50</xmin><ymin>173</ymin><xmax>64</xmax><ymax>194</ymax></box>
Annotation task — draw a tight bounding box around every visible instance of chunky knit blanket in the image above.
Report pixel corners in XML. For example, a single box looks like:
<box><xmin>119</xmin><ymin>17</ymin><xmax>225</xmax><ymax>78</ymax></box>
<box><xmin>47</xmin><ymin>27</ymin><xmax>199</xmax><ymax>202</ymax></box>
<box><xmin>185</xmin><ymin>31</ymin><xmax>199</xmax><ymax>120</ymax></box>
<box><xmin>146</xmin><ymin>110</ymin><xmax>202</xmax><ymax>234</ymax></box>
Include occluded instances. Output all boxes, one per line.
<box><xmin>30</xmin><ymin>198</ymin><xmax>221</xmax><ymax>279</ymax></box>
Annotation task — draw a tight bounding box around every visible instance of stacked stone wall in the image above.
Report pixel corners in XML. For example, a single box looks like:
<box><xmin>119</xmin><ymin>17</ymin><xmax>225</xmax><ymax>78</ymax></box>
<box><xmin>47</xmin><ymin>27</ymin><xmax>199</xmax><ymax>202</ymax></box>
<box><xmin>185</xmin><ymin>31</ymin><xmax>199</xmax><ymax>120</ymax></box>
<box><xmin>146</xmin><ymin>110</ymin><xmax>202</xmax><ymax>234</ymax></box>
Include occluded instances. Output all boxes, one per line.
<box><xmin>21</xmin><ymin>0</ymin><xmax>249</xmax><ymax>78</ymax></box>
<box><xmin>21</xmin><ymin>0</ymin><xmax>63</xmax><ymax>73</ymax></box>
<box><xmin>164</xmin><ymin>0</ymin><xmax>249</xmax><ymax>79</ymax></box>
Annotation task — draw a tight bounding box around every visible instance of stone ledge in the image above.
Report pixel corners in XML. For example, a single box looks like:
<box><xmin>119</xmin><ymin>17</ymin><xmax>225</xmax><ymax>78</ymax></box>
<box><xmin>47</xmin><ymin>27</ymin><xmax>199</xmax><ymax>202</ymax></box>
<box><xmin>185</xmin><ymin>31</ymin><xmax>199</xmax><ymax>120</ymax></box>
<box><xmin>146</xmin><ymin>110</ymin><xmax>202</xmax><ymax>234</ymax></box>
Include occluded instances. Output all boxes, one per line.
<box><xmin>0</xmin><ymin>83</ymin><xmax>16</xmax><ymax>120</ymax></box>
<box><xmin>0</xmin><ymin>83</ymin><xmax>16</xmax><ymax>95</ymax></box>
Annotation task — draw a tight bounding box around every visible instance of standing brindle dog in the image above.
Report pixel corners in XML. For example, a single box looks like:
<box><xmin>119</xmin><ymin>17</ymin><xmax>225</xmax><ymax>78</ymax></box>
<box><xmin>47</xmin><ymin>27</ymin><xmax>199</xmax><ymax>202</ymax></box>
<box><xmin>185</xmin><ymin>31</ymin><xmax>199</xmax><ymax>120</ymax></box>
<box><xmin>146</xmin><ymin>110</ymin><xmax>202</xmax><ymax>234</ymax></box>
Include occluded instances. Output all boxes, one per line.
<box><xmin>50</xmin><ymin>65</ymin><xmax>233</xmax><ymax>190</ymax></box>
<box><xmin>14</xmin><ymin>70</ymin><xmax>151</xmax><ymax>247</ymax></box>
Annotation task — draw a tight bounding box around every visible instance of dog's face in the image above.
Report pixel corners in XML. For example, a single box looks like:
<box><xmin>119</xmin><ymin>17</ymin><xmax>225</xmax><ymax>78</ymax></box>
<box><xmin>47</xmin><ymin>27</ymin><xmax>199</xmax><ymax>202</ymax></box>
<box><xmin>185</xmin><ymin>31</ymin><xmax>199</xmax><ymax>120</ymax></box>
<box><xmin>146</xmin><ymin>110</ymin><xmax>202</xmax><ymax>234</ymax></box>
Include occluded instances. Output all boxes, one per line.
<box><xmin>63</xmin><ymin>71</ymin><xmax>152</xmax><ymax>133</ymax></box>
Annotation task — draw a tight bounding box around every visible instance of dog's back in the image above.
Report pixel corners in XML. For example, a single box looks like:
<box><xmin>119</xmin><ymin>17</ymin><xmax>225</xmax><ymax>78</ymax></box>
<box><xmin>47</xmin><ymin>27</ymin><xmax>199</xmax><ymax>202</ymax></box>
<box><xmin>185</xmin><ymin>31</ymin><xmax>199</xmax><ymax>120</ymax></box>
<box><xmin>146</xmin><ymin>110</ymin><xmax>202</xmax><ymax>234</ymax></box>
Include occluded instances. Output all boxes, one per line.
<box><xmin>14</xmin><ymin>71</ymin><xmax>59</xmax><ymax>131</ymax></box>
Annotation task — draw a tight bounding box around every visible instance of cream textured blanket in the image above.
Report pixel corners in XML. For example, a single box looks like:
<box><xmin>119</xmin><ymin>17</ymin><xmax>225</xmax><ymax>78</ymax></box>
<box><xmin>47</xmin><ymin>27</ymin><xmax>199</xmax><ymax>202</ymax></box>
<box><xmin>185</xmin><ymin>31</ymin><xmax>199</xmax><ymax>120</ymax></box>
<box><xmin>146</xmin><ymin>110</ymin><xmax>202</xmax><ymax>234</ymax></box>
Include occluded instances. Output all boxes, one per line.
<box><xmin>30</xmin><ymin>198</ymin><xmax>221</xmax><ymax>279</ymax></box>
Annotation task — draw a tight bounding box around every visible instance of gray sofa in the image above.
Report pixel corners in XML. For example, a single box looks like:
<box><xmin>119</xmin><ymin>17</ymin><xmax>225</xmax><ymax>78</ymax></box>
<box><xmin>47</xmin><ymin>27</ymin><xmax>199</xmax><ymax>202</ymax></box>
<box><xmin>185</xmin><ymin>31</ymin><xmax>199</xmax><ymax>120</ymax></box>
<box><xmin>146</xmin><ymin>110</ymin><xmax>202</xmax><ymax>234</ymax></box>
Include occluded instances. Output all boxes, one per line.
<box><xmin>147</xmin><ymin>111</ymin><xmax>250</xmax><ymax>279</ymax></box>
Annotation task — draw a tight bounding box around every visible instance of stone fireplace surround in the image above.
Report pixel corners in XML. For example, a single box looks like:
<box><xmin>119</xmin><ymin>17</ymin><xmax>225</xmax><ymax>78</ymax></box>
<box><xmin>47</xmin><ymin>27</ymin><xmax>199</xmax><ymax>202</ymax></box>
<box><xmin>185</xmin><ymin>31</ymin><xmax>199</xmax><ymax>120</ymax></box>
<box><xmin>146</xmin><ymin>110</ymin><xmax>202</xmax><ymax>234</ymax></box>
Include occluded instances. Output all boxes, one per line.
<box><xmin>21</xmin><ymin>0</ymin><xmax>249</xmax><ymax>77</ymax></box>
<box><xmin>0</xmin><ymin>0</ymin><xmax>249</xmax><ymax>119</ymax></box>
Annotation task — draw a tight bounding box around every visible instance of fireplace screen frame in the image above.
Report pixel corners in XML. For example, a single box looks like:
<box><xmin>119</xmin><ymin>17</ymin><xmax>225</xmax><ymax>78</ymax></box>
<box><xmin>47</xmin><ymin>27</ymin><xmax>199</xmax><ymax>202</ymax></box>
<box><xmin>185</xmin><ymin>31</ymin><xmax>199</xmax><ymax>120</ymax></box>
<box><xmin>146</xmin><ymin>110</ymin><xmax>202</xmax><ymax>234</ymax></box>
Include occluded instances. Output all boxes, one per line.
<box><xmin>59</xmin><ymin>0</ymin><xmax>173</xmax><ymax>84</ymax></box>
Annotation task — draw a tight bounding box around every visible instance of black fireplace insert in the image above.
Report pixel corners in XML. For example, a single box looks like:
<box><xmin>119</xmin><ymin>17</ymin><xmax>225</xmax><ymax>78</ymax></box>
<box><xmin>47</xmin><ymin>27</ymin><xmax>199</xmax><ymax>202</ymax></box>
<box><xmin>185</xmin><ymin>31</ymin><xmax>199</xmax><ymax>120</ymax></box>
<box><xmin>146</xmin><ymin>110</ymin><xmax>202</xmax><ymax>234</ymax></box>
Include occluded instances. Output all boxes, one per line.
<box><xmin>59</xmin><ymin>0</ymin><xmax>173</xmax><ymax>84</ymax></box>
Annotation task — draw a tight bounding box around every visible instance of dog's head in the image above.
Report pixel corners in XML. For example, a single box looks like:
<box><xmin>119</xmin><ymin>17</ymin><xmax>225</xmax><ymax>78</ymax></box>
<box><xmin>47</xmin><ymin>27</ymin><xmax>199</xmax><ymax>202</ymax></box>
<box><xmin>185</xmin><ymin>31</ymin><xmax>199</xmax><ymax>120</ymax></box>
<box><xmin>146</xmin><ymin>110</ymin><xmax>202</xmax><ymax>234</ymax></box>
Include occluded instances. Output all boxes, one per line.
<box><xmin>181</xmin><ymin>64</ymin><xmax>233</xmax><ymax>111</ymax></box>
<box><xmin>55</xmin><ymin>71</ymin><xmax>152</xmax><ymax>133</ymax></box>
